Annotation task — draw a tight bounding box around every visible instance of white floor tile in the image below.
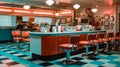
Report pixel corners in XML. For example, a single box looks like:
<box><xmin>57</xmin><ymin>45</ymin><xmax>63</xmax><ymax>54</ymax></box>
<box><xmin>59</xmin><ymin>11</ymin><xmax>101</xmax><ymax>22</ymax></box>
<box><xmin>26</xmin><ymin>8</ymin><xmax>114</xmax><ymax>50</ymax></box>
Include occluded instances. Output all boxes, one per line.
<box><xmin>21</xmin><ymin>56</ymin><xmax>31</xmax><ymax>59</ymax></box>
<box><xmin>33</xmin><ymin>60</ymin><xmax>45</xmax><ymax>64</ymax></box>
<box><xmin>0</xmin><ymin>56</ymin><xmax>7</xmax><ymax>58</ymax></box>
<box><xmin>80</xmin><ymin>58</ymin><xmax>94</xmax><ymax>63</ymax></box>
<box><xmin>14</xmin><ymin>54</ymin><xmax>24</xmax><ymax>56</ymax></box>
<box><xmin>114</xmin><ymin>58</ymin><xmax>120</xmax><ymax>61</ymax></box>
<box><xmin>97</xmin><ymin>59</ymin><xmax>110</xmax><ymax>63</ymax></box>
<box><xmin>6</xmin><ymin>51</ymin><xmax>16</xmax><ymax>53</ymax></box>
<box><xmin>1</xmin><ymin>59</ymin><xmax>14</xmax><ymax>63</ymax></box>
<box><xmin>46</xmin><ymin>64</ymin><xmax>63</xmax><ymax>67</ymax></box>
<box><xmin>10</xmin><ymin>64</ymin><xmax>26</xmax><ymax>67</ymax></box>
<box><xmin>81</xmin><ymin>64</ymin><xmax>98</xmax><ymax>67</ymax></box>
<box><xmin>102</xmin><ymin>63</ymin><xmax>116</xmax><ymax>67</ymax></box>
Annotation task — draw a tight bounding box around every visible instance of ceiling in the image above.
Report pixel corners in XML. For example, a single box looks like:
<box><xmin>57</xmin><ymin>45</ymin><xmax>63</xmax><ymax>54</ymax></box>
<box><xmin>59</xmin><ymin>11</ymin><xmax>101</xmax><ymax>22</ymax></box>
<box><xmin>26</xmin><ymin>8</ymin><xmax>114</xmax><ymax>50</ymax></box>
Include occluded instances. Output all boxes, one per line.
<box><xmin>0</xmin><ymin>0</ymin><xmax>120</xmax><ymax>10</ymax></box>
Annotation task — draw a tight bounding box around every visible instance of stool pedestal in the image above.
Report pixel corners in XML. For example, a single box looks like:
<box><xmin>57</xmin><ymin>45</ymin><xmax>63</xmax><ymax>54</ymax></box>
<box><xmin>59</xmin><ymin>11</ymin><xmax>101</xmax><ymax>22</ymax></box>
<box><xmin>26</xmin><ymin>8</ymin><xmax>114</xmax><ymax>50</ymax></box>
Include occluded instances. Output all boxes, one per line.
<box><xmin>62</xmin><ymin>50</ymin><xmax>74</xmax><ymax>64</ymax></box>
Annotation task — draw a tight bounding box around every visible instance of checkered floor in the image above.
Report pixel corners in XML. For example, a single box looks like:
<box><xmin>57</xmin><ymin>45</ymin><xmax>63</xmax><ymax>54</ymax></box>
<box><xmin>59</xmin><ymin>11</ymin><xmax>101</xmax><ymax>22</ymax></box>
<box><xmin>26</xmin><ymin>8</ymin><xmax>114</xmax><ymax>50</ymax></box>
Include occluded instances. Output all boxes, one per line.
<box><xmin>0</xmin><ymin>42</ymin><xmax>120</xmax><ymax>67</ymax></box>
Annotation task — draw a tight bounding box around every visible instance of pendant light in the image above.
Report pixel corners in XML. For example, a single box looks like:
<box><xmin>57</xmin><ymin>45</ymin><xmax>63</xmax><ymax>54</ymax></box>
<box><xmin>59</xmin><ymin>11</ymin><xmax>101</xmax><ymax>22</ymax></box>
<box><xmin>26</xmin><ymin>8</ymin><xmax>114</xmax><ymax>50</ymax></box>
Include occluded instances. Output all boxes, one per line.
<box><xmin>91</xmin><ymin>0</ymin><xmax>98</xmax><ymax>13</ymax></box>
<box><xmin>73</xmin><ymin>4</ymin><xmax>80</xmax><ymax>9</ymax></box>
<box><xmin>46</xmin><ymin>0</ymin><xmax>54</xmax><ymax>6</ymax></box>
<box><xmin>73</xmin><ymin>0</ymin><xmax>80</xmax><ymax>9</ymax></box>
<box><xmin>92</xmin><ymin>8</ymin><xmax>97</xmax><ymax>13</ymax></box>
<box><xmin>23</xmin><ymin>5</ymin><xmax>30</xmax><ymax>10</ymax></box>
<box><xmin>23</xmin><ymin>0</ymin><xmax>30</xmax><ymax>10</ymax></box>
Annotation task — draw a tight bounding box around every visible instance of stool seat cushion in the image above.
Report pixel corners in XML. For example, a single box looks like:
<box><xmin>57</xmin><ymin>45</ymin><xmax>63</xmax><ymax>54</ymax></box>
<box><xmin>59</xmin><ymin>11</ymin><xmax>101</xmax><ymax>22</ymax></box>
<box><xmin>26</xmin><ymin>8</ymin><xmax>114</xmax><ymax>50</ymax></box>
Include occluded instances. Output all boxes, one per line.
<box><xmin>13</xmin><ymin>37</ymin><xmax>23</xmax><ymax>41</ymax></box>
<box><xmin>115</xmin><ymin>37</ymin><xmax>120</xmax><ymax>40</ymax></box>
<box><xmin>111</xmin><ymin>37</ymin><xmax>116</xmax><ymax>40</ymax></box>
<box><xmin>94</xmin><ymin>39</ymin><xmax>100</xmax><ymax>43</ymax></box>
<box><xmin>107</xmin><ymin>37</ymin><xmax>115</xmax><ymax>40</ymax></box>
<box><xmin>23</xmin><ymin>38</ymin><xmax>30</xmax><ymax>42</ymax></box>
<box><xmin>79</xmin><ymin>40</ymin><xmax>93</xmax><ymax>45</ymax></box>
<box><xmin>107</xmin><ymin>37</ymin><xmax>112</xmax><ymax>40</ymax></box>
<box><xmin>103</xmin><ymin>38</ymin><xmax>108</xmax><ymax>42</ymax></box>
<box><xmin>98</xmin><ymin>38</ymin><xmax>103</xmax><ymax>42</ymax></box>
<box><xmin>59</xmin><ymin>44</ymin><xmax>76</xmax><ymax>50</ymax></box>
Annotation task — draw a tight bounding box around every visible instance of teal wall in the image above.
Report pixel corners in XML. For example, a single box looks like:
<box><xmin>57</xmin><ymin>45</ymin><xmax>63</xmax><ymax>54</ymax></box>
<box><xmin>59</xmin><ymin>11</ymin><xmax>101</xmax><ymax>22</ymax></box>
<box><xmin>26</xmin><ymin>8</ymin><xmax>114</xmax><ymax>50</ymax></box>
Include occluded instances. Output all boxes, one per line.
<box><xmin>11</xmin><ymin>16</ymin><xmax>17</xmax><ymax>26</ymax></box>
<box><xmin>22</xmin><ymin>16</ymin><xmax>29</xmax><ymax>22</ymax></box>
<box><xmin>34</xmin><ymin>17</ymin><xmax>52</xmax><ymax>25</ymax></box>
<box><xmin>22</xmin><ymin>16</ymin><xmax>52</xmax><ymax>25</ymax></box>
<box><xmin>0</xmin><ymin>15</ymin><xmax>52</xmax><ymax>26</ymax></box>
<box><xmin>0</xmin><ymin>15</ymin><xmax>16</xmax><ymax>26</ymax></box>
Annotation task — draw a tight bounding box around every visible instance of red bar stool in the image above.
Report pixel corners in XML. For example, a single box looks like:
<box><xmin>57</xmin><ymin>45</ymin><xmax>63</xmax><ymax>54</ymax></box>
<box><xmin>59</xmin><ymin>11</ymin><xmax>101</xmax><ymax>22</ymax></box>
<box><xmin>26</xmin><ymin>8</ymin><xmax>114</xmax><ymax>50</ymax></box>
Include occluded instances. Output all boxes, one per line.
<box><xmin>95</xmin><ymin>33</ymin><xmax>106</xmax><ymax>54</ymax></box>
<box><xmin>22</xmin><ymin>31</ymin><xmax>30</xmax><ymax>51</ymax></box>
<box><xmin>79</xmin><ymin>34</ymin><xmax>97</xmax><ymax>57</ymax></box>
<box><xmin>115</xmin><ymin>32</ymin><xmax>120</xmax><ymax>50</ymax></box>
<box><xmin>100</xmin><ymin>33</ymin><xmax>109</xmax><ymax>53</ymax></box>
<box><xmin>107</xmin><ymin>32</ymin><xmax>116</xmax><ymax>51</ymax></box>
<box><xmin>59</xmin><ymin>35</ymin><xmax>80</xmax><ymax>64</ymax></box>
<box><xmin>12</xmin><ymin>30</ymin><xmax>23</xmax><ymax>49</ymax></box>
<box><xmin>111</xmin><ymin>32</ymin><xmax>120</xmax><ymax>51</ymax></box>
<box><xmin>101</xmin><ymin>32</ymin><xmax>115</xmax><ymax>54</ymax></box>
<box><xmin>115</xmin><ymin>32</ymin><xmax>120</xmax><ymax>41</ymax></box>
<box><xmin>107</xmin><ymin>32</ymin><xmax>115</xmax><ymax>41</ymax></box>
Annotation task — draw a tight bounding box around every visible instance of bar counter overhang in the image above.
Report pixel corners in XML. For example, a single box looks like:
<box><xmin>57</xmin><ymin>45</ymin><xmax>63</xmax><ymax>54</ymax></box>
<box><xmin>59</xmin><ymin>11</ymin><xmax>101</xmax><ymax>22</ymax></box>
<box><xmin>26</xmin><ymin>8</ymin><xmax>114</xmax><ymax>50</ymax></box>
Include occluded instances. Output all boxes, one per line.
<box><xmin>30</xmin><ymin>30</ymin><xmax>105</xmax><ymax>60</ymax></box>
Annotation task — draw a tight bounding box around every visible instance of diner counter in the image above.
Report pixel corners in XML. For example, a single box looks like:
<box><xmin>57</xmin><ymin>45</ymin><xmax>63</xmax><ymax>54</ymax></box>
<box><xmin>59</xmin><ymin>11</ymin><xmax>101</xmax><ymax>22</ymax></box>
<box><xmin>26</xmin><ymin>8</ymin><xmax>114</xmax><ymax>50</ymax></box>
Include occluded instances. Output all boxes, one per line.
<box><xmin>30</xmin><ymin>30</ymin><xmax>105</xmax><ymax>60</ymax></box>
<box><xmin>30</xmin><ymin>30</ymin><xmax>105</xmax><ymax>36</ymax></box>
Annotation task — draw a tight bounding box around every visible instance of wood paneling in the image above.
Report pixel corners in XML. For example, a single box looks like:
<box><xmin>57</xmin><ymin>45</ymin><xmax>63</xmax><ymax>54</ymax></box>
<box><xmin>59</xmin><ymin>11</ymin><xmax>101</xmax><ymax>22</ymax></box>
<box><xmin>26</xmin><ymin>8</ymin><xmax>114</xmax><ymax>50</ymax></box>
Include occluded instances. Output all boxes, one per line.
<box><xmin>42</xmin><ymin>36</ymin><xmax>57</xmax><ymax>56</ymax></box>
<box><xmin>41</xmin><ymin>36</ymin><xmax>69</xmax><ymax>56</ymax></box>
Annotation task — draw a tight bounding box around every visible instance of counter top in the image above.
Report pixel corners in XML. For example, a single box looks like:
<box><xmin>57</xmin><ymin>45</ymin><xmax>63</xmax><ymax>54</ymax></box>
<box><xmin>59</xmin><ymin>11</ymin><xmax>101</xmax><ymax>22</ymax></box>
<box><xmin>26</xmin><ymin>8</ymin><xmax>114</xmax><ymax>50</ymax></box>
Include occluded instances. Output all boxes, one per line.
<box><xmin>30</xmin><ymin>30</ymin><xmax>105</xmax><ymax>36</ymax></box>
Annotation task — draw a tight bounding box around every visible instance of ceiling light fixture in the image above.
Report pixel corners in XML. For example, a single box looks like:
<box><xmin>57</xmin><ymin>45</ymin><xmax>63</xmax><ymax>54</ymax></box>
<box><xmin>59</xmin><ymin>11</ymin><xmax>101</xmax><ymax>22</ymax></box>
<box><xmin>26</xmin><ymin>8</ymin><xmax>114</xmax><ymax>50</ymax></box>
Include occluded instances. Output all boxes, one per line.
<box><xmin>91</xmin><ymin>8</ymin><xmax>97</xmax><ymax>13</ymax></box>
<box><xmin>92</xmin><ymin>0</ymin><xmax>98</xmax><ymax>13</ymax></box>
<box><xmin>73</xmin><ymin>4</ymin><xmax>80</xmax><ymax>9</ymax></box>
<box><xmin>73</xmin><ymin>0</ymin><xmax>80</xmax><ymax>9</ymax></box>
<box><xmin>46</xmin><ymin>0</ymin><xmax>54</xmax><ymax>6</ymax></box>
<box><xmin>23</xmin><ymin>5</ymin><xmax>30</xmax><ymax>10</ymax></box>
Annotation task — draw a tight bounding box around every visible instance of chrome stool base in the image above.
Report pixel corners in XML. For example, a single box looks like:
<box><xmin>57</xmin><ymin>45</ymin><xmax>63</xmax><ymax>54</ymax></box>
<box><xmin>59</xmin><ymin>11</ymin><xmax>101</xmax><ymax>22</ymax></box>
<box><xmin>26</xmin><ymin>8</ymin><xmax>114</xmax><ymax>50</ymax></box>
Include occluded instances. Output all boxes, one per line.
<box><xmin>62</xmin><ymin>60</ymin><xmax>74</xmax><ymax>64</ymax></box>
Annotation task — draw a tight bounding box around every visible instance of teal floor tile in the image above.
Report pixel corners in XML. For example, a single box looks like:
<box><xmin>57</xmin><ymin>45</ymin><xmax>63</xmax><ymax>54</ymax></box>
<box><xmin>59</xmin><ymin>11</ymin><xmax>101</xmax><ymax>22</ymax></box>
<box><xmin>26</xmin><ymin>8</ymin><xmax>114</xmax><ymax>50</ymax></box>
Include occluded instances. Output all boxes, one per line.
<box><xmin>90</xmin><ymin>61</ymin><xmax>105</xmax><ymax>66</ymax></box>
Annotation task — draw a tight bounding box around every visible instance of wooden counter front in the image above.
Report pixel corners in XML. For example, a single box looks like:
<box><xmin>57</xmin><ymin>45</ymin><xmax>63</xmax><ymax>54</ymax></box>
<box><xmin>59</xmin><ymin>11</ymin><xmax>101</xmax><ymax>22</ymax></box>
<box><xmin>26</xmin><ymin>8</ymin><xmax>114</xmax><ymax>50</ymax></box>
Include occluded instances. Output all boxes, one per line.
<box><xmin>30</xmin><ymin>30</ymin><xmax>105</xmax><ymax>56</ymax></box>
<box><xmin>41</xmin><ymin>36</ymin><xmax>69</xmax><ymax>56</ymax></box>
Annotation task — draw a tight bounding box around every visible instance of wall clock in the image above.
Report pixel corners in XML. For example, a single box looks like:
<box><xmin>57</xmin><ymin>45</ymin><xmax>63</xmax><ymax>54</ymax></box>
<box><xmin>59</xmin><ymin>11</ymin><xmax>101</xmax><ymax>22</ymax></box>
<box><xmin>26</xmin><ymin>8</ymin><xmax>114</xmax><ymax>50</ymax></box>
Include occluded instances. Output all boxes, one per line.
<box><xmin>110</xmin><ymin>16</ymin><xmax>114</xmax><ymax>21</ymax></box>
<box><xmin>104</xmin><ymin>14</ymin><xmax>110</xmax><ymax>20</ymax></box>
